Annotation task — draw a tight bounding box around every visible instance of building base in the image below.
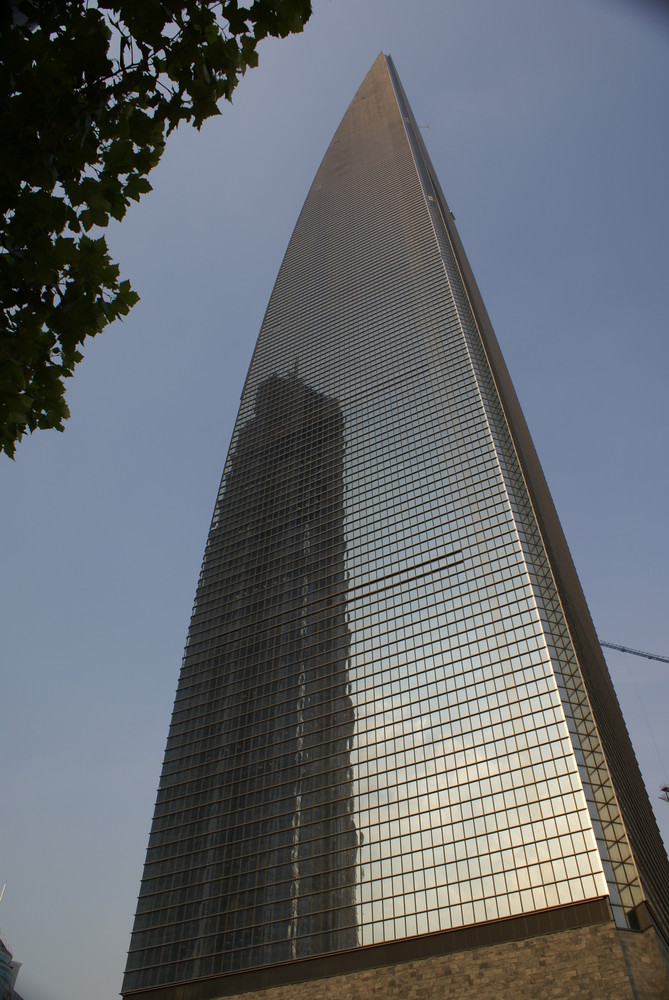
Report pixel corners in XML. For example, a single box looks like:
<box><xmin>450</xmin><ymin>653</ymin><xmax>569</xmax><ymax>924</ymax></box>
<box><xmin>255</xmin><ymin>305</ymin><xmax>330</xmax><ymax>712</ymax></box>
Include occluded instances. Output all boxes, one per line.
<box><xmin>123</xmin><ymin>900</ymin><xmax>669</xmax><ymax>1000</ymax></box>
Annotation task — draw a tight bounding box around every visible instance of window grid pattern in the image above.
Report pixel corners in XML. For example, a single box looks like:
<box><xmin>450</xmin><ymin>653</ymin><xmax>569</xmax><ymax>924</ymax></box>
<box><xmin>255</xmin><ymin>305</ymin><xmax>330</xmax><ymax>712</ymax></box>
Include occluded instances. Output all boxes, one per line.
<box><xmin>124</xmin><ymin>55</ymin><xmax>617</xmax><ymax>993</ymax></box>
<box><xmin>394</xmin><ymin>97</ymin><xmax>644</xmax><ymax>926</ymax></box>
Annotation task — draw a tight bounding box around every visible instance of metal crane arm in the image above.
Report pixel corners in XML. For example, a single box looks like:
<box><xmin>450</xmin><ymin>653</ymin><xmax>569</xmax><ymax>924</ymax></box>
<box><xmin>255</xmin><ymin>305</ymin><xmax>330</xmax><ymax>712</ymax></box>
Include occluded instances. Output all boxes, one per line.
<box><xmin>600</xmin><ymin>640</ymin><xmax>669</xmax><ymax>665</ymax></box>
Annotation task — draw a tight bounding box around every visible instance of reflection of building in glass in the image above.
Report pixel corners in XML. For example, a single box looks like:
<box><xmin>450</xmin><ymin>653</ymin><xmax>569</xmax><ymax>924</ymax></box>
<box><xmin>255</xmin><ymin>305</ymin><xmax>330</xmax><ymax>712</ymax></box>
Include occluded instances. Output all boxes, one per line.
<box><xmin>124</xmin><ymin>54</ymin><xmax>669</xmax><ymax>999</ymax></box>
<box><xmin>124</xmin><ymin>374</ymin><xmax>357</xmax><ymax>989</ymax></box>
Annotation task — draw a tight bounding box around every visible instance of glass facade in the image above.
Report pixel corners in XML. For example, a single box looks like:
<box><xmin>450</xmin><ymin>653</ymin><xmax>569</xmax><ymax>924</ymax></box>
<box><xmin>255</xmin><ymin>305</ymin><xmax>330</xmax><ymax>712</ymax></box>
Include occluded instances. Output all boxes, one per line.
<box><xmin>123</xmin><ymin>54</ymin><xmax>669</xmax><ymax>995</ymax></box>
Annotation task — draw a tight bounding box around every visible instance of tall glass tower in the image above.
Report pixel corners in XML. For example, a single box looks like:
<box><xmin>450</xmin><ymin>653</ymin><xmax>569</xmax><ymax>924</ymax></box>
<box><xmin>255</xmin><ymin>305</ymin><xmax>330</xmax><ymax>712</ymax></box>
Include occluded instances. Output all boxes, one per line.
<box><xmin>123</xmin><ymin>55</ymin><xmax>669</xmax><ymax>999</ymax></box>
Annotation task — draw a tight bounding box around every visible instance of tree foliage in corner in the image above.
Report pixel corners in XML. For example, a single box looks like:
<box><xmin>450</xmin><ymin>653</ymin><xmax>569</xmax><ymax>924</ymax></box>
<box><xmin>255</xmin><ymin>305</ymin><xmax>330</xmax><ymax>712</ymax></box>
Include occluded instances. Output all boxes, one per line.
<box><xmin>0</xmin><ymin>0</ymin><xmax>311</xmax><ymax>457</ymax></box>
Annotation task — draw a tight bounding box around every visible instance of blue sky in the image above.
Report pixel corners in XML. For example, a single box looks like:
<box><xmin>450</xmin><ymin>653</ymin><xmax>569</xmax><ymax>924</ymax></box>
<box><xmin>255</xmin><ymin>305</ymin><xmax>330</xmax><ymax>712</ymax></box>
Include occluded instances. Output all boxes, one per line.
<box><xmin>1</xmin><ymin>2</ymin><xmax>668</xmax><ymax>998</ymax></box>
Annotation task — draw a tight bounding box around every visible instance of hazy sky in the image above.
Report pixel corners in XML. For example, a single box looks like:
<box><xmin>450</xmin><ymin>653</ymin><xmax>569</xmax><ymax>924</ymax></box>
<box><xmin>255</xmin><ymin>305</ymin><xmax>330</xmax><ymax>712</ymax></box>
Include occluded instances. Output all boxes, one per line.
<box><xmin>2</xmin><ymin>2</ymin><xmax>668</xmax><ymax>998</ymax></box>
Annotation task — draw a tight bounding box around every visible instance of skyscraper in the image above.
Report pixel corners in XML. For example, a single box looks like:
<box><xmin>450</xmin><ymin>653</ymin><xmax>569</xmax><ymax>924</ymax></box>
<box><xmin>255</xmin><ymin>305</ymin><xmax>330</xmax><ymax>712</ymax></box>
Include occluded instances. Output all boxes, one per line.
<box><xmin>123</xmin><ymin>54</ymin><xmax>669</xmax><ymax>999</ymax></box>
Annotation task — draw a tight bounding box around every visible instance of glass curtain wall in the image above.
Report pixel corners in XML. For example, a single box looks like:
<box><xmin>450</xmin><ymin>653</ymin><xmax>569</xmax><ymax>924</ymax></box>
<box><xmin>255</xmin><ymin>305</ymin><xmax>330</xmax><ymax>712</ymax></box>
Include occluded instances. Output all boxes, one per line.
<box><xmin>123</xmin><ymin>53</ymin><xmax>664</xmax><ymax>995</ymax></box>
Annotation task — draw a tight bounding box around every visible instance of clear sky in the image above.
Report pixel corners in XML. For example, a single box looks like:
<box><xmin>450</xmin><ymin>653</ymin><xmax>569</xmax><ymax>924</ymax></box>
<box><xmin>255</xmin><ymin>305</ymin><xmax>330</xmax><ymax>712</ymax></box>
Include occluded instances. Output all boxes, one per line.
<box><xmin>2</xmin><ymin>2</ymin><xmax>668</xmax><ymax>998</ymax></box>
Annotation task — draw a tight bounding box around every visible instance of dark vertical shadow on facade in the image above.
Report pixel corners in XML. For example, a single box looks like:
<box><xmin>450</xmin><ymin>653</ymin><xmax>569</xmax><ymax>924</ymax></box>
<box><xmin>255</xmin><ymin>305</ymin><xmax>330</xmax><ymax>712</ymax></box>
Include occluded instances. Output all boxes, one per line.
<box><xmin>125</xmin><ymin>373</ymin><xmax>358</xmax><ymax>988</ymax></box>
<box><xmin>208</xmin><ymin>373</ymin><xmax>358</xmax><ymax>969</ymax></box>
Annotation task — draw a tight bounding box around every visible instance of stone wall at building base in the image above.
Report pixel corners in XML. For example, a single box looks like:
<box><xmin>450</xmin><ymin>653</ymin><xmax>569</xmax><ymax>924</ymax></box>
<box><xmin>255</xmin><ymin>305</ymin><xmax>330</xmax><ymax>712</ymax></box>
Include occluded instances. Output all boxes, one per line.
<box><xmin>228</xmin><ymin>923</ymin><xmax>666</xmax><ymax>1000</ymax></box>
<box><xmin>620</xmin><ymin>925</ymin><xmax>669</xmax><ymax>1000</ymax></box>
